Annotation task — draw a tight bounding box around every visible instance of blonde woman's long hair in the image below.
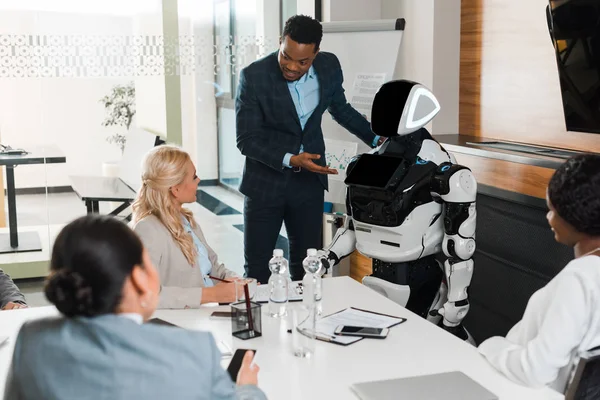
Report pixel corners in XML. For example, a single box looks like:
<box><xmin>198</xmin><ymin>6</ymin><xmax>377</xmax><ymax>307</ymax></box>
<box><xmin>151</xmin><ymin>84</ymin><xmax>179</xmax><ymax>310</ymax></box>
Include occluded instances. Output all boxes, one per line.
<box><xmin>132</xmin><ymin>145</ymin><xmax>197</xmax><ymax>266</ymax></box>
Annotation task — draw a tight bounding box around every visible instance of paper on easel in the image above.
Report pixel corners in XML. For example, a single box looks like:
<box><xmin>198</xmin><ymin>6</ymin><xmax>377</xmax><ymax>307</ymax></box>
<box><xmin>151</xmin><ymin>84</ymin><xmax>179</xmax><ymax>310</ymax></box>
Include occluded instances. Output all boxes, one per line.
<box><xmin>324</xmin><ymin>139</ymin><xmax>358</xmax><ymax>182</ymax></box>
<box><xmin>350</xmin><ymin>73</ymin><xmax>387</xmax><ymax>116</ymax></box>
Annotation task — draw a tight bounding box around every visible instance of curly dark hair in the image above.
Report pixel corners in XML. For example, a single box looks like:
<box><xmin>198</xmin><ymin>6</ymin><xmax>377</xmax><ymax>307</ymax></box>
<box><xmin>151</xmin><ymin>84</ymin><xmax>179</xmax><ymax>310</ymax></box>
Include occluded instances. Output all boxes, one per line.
<box><xmin>548</xmin><ymin>154</ymin><xmax>600</xmax><ymax>236</ymax></box>
<box><xmin>282</xmin><ymin>15</ymin><xmax>323</xmax><ymax>51</ymax></box>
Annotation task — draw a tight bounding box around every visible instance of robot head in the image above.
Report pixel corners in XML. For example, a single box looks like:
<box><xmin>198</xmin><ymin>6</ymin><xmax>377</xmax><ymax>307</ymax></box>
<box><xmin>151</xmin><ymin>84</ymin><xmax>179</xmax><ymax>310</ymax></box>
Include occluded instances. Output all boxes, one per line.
<box><xmin>371</xmin><ymin>80</ymin><xmax>440</xmax><ymax>137</ymax></box>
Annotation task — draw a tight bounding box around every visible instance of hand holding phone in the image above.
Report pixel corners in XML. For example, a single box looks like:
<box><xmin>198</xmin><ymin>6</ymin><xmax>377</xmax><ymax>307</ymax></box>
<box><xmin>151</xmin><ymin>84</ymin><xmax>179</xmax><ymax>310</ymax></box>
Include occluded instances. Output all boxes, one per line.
<box><xmin>334</xmin><ymin>325</ymin><xmax>389</xmax><ymax>339</ymax></box>
<box><xmin>227</xmin><ymin>349</ymin><xmax>259</xmax><ymax>385</ymax></box>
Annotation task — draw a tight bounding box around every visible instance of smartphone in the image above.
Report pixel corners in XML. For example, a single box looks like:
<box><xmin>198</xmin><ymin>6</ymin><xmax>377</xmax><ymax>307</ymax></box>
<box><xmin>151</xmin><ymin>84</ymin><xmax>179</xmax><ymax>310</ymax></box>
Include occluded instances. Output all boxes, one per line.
<box><xmin>334</xmin><ymin>325</ymin><xmax>389</xmax><ymax>339</ymax></box>
<box><xmin>226</xmin><ymin>349</ymin><xmax>256</xmax><ymax>381</ymax></box>
<box><xmin>210</xmin><ymin>311</ymin><xmax>233</xmax><ymax>320</ymax></box>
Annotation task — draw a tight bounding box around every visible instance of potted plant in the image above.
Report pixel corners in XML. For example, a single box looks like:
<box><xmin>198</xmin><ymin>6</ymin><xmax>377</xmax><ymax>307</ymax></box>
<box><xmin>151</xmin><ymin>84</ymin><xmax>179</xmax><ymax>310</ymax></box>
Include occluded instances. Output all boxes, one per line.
<box><xmin>99</xmin><ymin>82</ymin><xmax>136</xmax><ymax>177</ymax></box>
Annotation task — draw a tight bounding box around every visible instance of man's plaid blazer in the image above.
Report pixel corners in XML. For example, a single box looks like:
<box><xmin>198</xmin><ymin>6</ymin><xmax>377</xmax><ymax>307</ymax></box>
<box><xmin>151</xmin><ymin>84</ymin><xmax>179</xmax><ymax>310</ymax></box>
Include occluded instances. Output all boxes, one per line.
<box><xmin>235</xmin><ymin>50</ymin><xmax>376</xmax><ymax>200</ymax></box>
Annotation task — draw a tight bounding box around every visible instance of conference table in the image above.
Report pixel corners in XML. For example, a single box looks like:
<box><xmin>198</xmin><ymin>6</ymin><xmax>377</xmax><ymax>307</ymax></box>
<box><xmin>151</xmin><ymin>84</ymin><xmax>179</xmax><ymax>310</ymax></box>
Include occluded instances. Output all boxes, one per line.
<box><xmin>0</xmin><ymin>277</ymin><xmax>562</xmax><ymax>399</ymax></box>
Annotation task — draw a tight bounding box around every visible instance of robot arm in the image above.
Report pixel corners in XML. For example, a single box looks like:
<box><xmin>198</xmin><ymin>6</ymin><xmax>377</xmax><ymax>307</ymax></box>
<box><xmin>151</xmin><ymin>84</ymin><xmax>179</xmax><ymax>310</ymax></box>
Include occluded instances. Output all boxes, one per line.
<box><xmin>431</xmin><ymin>163</ymin><xmax>477</xmax><ymax>337</ymax></box>
<box><xmin>318</xmin><ymin>154</ymin><xmax>366</xmax><ymax>273</ymax></box>
<box><xmin>318</xmin><ymin>218</ymin><xmax>357</xmax><ymax>273</ymax></box>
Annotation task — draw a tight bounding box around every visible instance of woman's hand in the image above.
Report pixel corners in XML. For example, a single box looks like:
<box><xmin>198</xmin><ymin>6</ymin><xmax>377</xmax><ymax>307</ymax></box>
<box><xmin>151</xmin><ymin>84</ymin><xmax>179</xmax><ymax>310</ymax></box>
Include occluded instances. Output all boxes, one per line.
<box><xmin>1</xmin><ymin>302</ymin><xmax>27</xmax><ymax>311</ymax></box>
<box><xmin>201</xmin><ymin>282</ymin><xmax>236</xmax><ymax>304</ymax></box>
<box><xmin>236</xmin><ymin>350</ymin><xmax>260</xmax><ymax>386</ymax></box>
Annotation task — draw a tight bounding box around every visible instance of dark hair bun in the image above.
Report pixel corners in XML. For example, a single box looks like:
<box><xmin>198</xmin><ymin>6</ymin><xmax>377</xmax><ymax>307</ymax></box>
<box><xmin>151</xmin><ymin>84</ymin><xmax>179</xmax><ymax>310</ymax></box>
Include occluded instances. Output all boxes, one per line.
<box><xmin>48</xmin><ymin>215</ymin><xmax>144</xmax><ymax>317</ymax></box>
<box><xmin>45</xmin><ymin>270</ymin><xmax>95</xmax><ymax>317</ymax></box>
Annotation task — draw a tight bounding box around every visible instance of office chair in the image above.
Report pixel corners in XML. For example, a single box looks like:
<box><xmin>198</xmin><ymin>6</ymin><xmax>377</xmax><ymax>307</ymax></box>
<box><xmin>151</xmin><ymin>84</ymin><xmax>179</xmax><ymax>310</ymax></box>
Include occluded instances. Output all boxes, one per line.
<box><xmin>565</xmin><ymin>346</ymin><xmax>600</xmax><ymax>400</ymax></box>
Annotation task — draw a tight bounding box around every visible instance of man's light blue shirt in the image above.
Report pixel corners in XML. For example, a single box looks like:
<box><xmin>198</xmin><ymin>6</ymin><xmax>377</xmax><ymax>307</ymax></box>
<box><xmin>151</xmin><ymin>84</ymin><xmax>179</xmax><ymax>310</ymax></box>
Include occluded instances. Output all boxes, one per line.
<box><xmin>283</xmin><ymin>65</ymin><xmax>319</xmax><ymax>167</ymax></box>
<box><xmin>282</xmin><ymin>65</ymin><xmax>379</xmax><ymax>168</ymax></box>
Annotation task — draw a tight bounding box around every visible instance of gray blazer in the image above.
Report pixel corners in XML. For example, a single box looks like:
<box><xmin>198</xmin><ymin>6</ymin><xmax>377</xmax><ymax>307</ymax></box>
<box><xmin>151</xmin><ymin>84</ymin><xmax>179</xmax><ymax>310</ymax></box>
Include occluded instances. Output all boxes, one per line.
<box><xmin>4</xmin><ymin>315</ymin><xmax>267</xmax><ymax>400</ymax></box>
<box><xmin>132</xmin><ymin>215</ymin><xmax>238</xmax><ymax>309</ymax></box>
<box><xmin>0</xmin><ymin>268</ymin><xmax>26</xmax><ymax>309</ymax></box>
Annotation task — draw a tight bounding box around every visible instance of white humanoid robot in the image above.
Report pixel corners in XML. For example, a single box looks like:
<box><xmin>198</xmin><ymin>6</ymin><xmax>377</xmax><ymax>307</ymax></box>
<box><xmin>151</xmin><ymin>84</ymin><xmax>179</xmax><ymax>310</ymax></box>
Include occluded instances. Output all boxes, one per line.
<box><xmin>319</xmin><ymin>80</ymin><xmax>477</xmax><ymax>342</ymax></box>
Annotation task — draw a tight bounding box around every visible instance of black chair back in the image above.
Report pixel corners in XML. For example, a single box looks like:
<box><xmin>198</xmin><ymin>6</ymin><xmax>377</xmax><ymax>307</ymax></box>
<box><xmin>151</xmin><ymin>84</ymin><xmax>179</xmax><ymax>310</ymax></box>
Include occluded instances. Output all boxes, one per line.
<box><xmin>566</xmin><ymin>347</ymin><xmax>600</xmax><ymax>400</ymax></box>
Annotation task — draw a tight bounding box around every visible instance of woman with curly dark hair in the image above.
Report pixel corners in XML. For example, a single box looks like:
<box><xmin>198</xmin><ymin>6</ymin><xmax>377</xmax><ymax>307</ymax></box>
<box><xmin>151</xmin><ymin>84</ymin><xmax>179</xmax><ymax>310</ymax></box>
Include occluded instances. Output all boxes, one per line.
<box><xmin>479</xmin><ymin>154</ymin><xmax>600</xmax><ymax>394</ymax></box>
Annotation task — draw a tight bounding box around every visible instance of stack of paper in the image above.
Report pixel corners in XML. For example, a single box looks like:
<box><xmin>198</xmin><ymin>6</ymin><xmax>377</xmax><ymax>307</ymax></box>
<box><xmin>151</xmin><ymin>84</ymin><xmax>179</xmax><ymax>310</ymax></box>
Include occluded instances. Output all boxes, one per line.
<box><xmin>311</xmin><ymin>307</ymin><xmax>406</xmax><ymax>345</ymax></box>
<box><xmin>255</xmin><ymin>281</ymin><xmax>303</xmax><ymax>303</ymax></box>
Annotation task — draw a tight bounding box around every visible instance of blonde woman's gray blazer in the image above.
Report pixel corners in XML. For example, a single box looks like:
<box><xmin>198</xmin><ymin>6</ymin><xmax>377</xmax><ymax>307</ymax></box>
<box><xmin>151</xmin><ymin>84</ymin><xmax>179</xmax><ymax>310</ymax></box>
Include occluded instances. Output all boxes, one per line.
<box><xmin>132</xmin><ymin>215</ymin><xmax>238</xmax><ymax>309</ymax></box>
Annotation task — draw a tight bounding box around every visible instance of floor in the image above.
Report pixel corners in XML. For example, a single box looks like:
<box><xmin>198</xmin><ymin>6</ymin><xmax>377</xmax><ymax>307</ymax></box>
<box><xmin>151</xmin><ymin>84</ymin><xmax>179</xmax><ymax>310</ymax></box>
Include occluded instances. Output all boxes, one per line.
<box><xmin>5</xmin><ymin>186</ymin><xmax>289</xmax><ymax>308</ymax></box>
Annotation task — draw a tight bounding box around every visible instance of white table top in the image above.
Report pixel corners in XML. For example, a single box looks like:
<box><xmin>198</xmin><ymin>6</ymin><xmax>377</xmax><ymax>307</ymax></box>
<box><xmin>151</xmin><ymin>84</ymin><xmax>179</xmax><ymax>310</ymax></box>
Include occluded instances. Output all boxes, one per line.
<box><xmin>0</xmin><ymin>277</ymin><xmax>562</xmax><ymax>400</ymax></box>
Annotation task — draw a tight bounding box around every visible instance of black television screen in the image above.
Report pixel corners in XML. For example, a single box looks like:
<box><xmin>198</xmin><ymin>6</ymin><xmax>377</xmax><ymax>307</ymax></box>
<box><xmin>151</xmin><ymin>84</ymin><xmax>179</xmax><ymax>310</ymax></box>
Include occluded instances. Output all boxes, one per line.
<box><xmin>344</xmin><ymin>154</ymin><xmax>404</xmax><ymax>188</ymax></box>
<box><xmin>547</xmin><ymin>0</ymin><xmax>600</xmax><ymax>134</ymax></box>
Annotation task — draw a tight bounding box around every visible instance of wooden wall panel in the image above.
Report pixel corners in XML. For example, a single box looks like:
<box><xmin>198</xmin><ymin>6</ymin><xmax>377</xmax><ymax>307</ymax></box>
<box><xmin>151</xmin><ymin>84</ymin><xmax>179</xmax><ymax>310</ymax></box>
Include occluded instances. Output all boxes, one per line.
<box><xmin>453</xmin><ymin>153</ymin><xmax>555</xmax><ymax>199</ymax></box>
<box><xmin>460</xmin><ymin>0</ymin><xmax>600</xmax><ymax>153</ymax></box>
<box><xmin>349</xmin><ymin>251</ymin><xmax>372</xmax><ymax>283</ymax></box>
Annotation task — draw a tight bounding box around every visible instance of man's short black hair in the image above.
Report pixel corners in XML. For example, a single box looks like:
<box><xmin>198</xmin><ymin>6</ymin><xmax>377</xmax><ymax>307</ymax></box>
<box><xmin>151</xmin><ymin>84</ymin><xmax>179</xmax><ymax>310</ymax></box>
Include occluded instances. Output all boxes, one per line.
<box><xmin>548</xmin><ymin>154</ymin><xmax>600</xmax><ymax>236</ymax></box>
<box><xmin>282</xmin><ymin>15</ymin><xmax>323</xmax><ymax>52</ymax></box>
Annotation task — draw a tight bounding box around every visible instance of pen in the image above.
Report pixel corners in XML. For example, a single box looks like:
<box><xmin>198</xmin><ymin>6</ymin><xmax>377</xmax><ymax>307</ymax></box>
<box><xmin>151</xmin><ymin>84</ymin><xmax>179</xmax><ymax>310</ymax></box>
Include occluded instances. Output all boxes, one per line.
<box><xmin>209</xmin><ymin>275</ymin><xmax>231</xmax><ymax>283</ymax></box>
<box><xmin>286</xmin><ymin>328</ymin><xmax>337</xmax><ymax>342</ymax></box>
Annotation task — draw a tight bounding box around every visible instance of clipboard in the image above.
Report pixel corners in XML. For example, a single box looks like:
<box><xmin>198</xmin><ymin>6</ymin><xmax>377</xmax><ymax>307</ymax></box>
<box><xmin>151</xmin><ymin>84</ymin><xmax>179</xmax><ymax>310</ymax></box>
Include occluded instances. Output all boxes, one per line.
<box><xmin>290</xmin><ymin>307</ymin><xmax>407</xmax><ymax>346</ymax></box>
<box><xmin>348</xmin><ymin>307</ymin><xmax>408</xmax><ymax>328</ymax></box>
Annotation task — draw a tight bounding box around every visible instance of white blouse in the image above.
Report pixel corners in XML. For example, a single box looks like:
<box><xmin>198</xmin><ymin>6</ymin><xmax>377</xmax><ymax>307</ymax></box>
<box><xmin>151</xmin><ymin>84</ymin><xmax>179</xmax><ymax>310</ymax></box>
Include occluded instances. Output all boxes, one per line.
<box><xmin>479</xmin><ymin>255</ymin><xmax>600</xmax><ymax>393</ymax></box>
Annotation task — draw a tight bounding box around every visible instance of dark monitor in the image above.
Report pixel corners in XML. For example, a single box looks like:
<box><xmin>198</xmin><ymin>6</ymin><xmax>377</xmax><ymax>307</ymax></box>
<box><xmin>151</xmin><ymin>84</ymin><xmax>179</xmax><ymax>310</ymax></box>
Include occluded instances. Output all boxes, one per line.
<box><xmin>547</xmin><ymin>0</ymin><xmax>600</xmax><ymax>134</ymax></box>
<box><xmin>344</xmin><ymin>154</ymin><xmax>404</xmax><ymax>188</ymax></box>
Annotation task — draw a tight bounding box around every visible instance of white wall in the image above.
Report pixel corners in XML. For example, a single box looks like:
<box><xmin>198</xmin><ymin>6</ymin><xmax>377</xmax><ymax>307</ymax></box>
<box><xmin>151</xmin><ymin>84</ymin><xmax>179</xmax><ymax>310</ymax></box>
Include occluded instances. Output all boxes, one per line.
<box><xmin>296</xmin><ymin>0</ymin><xmax>316</xmax><ymax>17</ymax></box>
<box><xmin>380</xmin><ymin>0</ymin><xmax>461</xmax><ymax>135</ymax></box>
<box><xmin>432</xmin><ymin>1</ymin><xmax>461</xmax><ymax>135</ymax></box>
<box><xmin>178</xmin><ymin>0</ymin><xmax>219</xmax><ymax>180</ymax></box>
<box><xmin>322</xmin><ymin>0</ymin><xmax>381</xmax><ymax>22</ymax></box>
<box><xmin>321</xmin><ymin>0</ymin><xmax>461</xmax><ymax>135</ymax></box>
<box><xmin>382</xmin><ymin>0</ymin><xmax>435</xmax><ymax>87</ymax></box>
<box><xmin>133</xmin><ymin>12</ymin><xmax>168</xmax><ymax>140</ymax></box>
<box><xmin>0</xmin><ymin>10</ymin><xmax>135</xmax><ymax>188</ymax></box>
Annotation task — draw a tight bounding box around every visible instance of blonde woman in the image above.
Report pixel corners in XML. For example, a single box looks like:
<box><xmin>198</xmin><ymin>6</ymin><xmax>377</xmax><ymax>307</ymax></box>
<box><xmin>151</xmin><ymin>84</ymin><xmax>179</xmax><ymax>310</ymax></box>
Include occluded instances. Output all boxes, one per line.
<box><xmin>131</xmin><ymin>145</ymin><xmax>238</xmax><ymax>308</ymax></box>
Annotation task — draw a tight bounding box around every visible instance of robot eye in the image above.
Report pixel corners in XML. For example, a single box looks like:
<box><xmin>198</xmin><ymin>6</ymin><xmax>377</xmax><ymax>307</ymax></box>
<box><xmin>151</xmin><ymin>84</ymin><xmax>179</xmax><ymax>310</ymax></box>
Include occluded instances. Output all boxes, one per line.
<box><xmin>416</xmin><ymin>157</ymin><xmax>428</xmax><ymax>165</ymax></box>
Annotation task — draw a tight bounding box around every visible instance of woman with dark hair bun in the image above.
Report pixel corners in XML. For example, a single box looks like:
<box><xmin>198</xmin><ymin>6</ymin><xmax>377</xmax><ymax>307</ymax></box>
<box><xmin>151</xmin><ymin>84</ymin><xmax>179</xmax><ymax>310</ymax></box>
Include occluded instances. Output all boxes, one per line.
<box><xmin>4</xmin><ymin>215</ymin><xmax>266</xmax><ymax>400</ymax></box>
<box><xmin>479</xmin><ymin>154</ymin><xmax>600</xmax><ymax>394</ymax></box>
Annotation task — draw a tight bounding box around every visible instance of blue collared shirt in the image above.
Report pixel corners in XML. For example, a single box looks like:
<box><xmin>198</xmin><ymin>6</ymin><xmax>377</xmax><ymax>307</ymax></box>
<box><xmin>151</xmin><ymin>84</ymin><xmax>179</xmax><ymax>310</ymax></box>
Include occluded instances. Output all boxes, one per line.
<box><xmin>182</xmin><ymin>216</ymin><xmax>214</xmax><ymax>287</ymax></box>
<box><xmin>282</xmin><ymin>65</ymin><xmax>379</xmax><ymax>168</ymax></box>
<box><xmin>283</xmin><ymin>65</ymin><xmax>319</xmax><ymax>167</ymax></box>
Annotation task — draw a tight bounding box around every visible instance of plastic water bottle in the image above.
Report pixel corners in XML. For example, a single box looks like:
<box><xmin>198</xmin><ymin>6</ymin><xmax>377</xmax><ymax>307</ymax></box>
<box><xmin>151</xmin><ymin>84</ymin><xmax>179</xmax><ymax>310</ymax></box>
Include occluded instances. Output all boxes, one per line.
<box><xmin>268</xmin><ymin>249</ymin><xmax>289</xmax><ymax>318</ymax></box>
<box><xmin>302</xmin><ymin>248</ymin><xmax>323</xmax><ymax>316</ymax></box>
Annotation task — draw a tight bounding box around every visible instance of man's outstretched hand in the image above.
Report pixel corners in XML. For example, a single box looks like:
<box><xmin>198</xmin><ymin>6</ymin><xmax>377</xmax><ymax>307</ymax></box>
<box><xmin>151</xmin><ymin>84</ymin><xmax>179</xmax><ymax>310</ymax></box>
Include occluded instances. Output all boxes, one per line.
<box><xmin>290</xmin><ymin>153</ymin><xmax>338</xmax><ymax>175</ymax></box>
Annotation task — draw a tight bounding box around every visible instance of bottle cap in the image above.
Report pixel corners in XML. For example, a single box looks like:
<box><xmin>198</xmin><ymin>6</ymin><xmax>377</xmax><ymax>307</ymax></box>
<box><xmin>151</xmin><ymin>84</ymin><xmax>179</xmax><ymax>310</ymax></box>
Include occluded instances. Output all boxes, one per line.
<box><xmin>306</xmin><ymin>248</ymin><xmax>317</xmax><ymax>257</ymax></box>
<box><xmin>273</xmin><ymin>249</ymin><xmax>284</xmax><ymax>257</ymax></box>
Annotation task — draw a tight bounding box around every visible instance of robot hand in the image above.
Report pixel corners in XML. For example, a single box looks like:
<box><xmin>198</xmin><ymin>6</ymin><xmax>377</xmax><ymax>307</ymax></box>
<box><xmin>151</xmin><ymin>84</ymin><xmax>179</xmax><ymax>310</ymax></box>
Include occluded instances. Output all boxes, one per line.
<box><xmin>317</xmin><ymin>249</ymin><xmax>339</xmax><ymax>276</ymax></box>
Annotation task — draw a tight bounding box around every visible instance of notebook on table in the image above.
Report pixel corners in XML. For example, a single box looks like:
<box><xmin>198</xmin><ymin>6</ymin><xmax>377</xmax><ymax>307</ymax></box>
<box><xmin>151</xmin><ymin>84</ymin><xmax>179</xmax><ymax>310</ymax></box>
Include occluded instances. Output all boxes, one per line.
<box><xmin>351</xmin><ymin>371</ymin><xmax>498</xmax><ymax>400</ymax></box>
<box><xmin>254</xmin><ymin>281</ymin><xmax>303</xmax><ymax>303</ymax></box>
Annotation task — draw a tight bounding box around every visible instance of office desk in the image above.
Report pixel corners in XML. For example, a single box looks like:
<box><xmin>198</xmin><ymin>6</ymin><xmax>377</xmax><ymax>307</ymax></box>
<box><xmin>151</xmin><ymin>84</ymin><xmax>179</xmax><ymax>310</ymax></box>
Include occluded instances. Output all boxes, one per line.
<box><xmin>0</xmin><ymin>146</ymin><xmax>66</xmax><ymax>253</ymax></box>
<box><xmin>69</xmin><ymin>175</ymin><xmax>135</xmax><ymax>214</ymax></box>
<box><xmin>0</xmin><ymin>277</ymin><xmax>562</xmax><ymax>399</ymax></box>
